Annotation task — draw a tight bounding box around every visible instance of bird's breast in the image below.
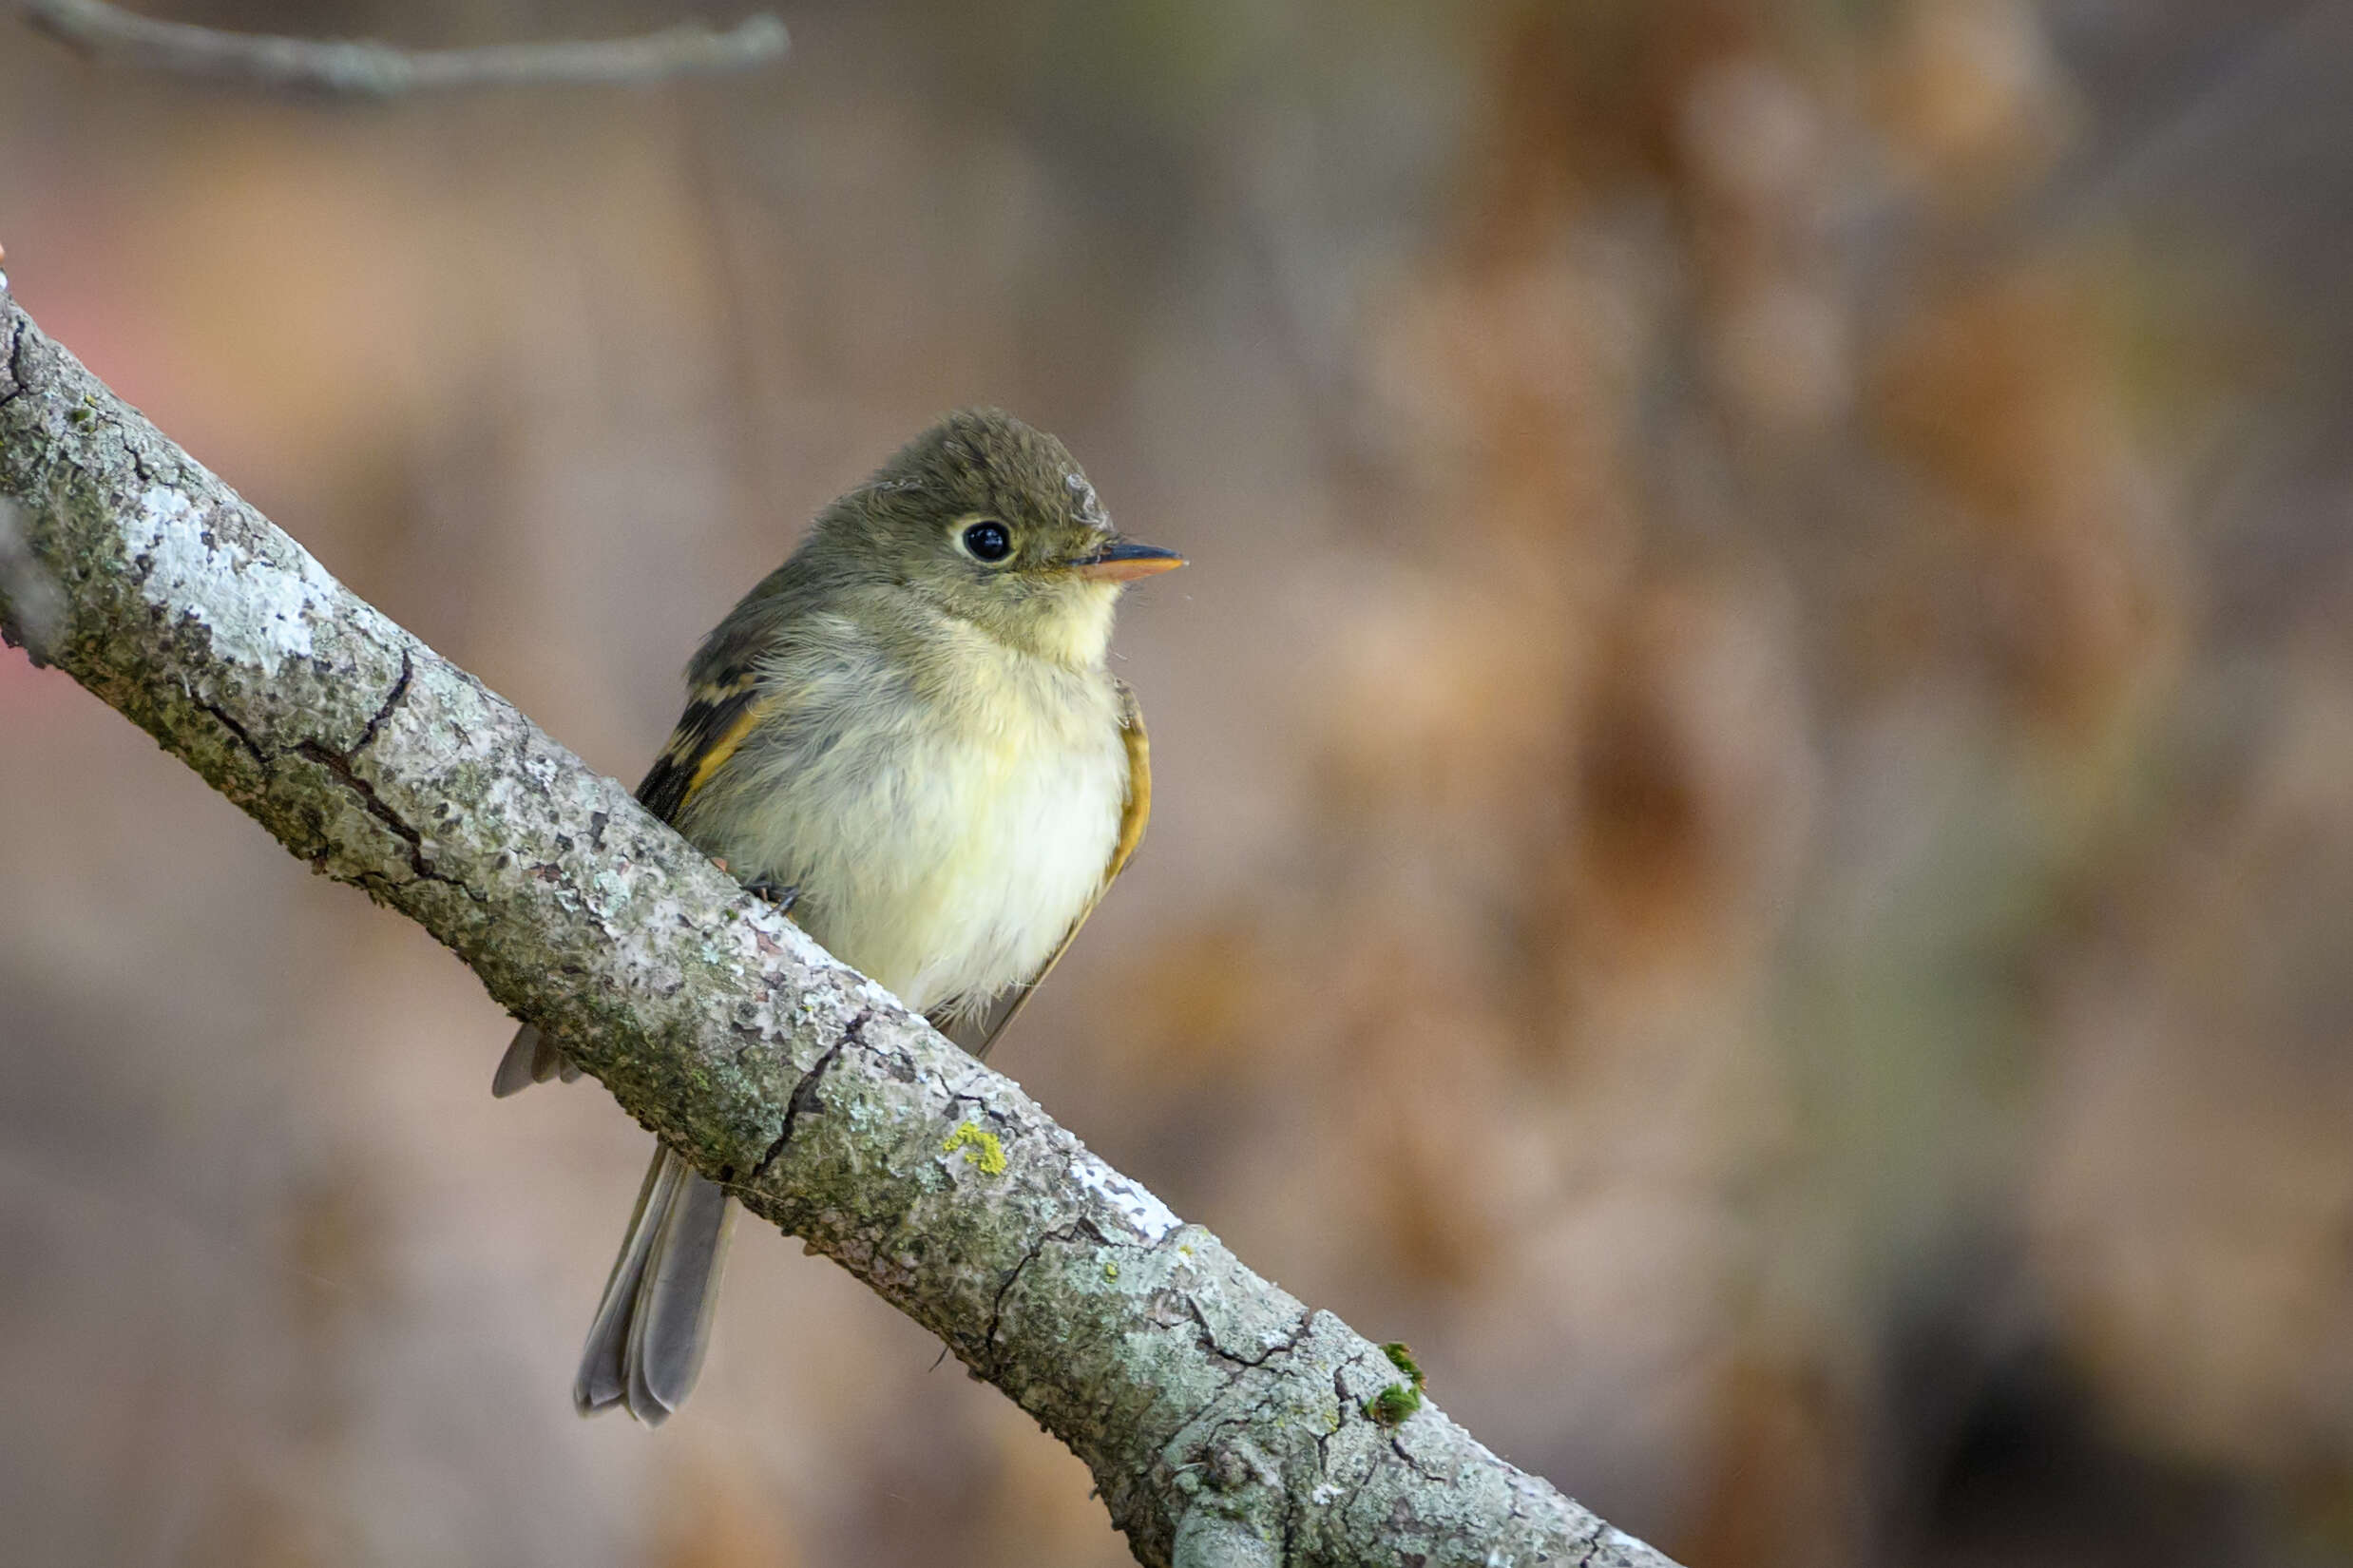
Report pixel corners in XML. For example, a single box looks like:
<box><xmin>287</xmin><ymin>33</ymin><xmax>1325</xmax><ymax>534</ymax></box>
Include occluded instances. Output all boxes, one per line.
<box><xmin>684</xmin><ymin>645</ymin><xmax>1127</xmax><ymax>1018</ymax></box>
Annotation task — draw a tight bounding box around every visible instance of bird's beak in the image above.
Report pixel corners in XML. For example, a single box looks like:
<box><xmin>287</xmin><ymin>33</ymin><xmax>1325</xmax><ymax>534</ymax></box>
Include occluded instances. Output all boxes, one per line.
<box><xmin>1070</xmin><ymin>540</ymin><xmax>1187</xmax><ymax>583</ymax></box>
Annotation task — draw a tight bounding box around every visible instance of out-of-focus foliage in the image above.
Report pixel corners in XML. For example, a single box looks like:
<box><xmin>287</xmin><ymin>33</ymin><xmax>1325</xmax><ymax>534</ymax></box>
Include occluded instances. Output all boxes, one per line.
<box><xmin>4</xmin><ymin>2</ymin><xmax>2351</xmax><ymax>1564</ymax></box>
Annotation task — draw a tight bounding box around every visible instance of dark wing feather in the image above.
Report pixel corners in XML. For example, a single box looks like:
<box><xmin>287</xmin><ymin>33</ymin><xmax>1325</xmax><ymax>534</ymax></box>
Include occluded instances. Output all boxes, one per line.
<box><xmin>971</xmin><ymin>680</ymin><xmax>1152</xmax><ymax>1061</ymax></box>
<box><xmin>494</xmin><ymin>663</ymin><xmax>777</xmax><ymax>1097</ymax></box>
<box><xmin>635</xmin><ymin>668</ymin><xmax>772</xmax><ymax>826</ymax></box>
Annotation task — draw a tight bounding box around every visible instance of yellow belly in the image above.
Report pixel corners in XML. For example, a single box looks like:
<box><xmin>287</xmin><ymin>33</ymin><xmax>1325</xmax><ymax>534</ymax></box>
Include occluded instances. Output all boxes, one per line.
<box><xmin>677</xmin><ymin>628</ymin><xmax>1128</xmax><ymax>1018</ymax></box>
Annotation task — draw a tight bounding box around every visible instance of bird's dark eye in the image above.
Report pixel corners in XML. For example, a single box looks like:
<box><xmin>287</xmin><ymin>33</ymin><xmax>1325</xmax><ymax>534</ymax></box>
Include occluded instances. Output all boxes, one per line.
<box><xmin>962</xmin><ymin>521</ymin><xmax>1012</xmax><ymax>563</ymax></box>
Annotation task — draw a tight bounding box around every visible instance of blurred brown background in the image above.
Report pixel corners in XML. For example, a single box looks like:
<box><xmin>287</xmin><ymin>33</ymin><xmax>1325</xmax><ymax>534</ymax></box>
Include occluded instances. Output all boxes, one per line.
<box><xmin>6</xmin><ymin>2</ymin><xmax>2353</xmax><ymax>1564</ymax></box>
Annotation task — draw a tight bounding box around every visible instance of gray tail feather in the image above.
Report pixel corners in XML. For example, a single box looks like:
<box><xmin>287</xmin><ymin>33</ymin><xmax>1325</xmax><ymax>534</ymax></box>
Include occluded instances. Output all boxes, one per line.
<box><xmin>490</xmin><ymin>1023</ymin><xmax>582</xmax><ymax>1098</ymax></box>
<box><xmin>573</xmin><ymin>1144</ymin><xmax>737</xmax><ymax>1425</ymax></box>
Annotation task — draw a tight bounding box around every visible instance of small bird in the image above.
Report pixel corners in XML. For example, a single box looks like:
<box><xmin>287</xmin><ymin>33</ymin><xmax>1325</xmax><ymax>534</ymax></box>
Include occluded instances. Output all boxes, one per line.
<box><xmin>493</xmin><ymin>409</ymin><xmax>1182</xmax><ymax>1424</ymax></box>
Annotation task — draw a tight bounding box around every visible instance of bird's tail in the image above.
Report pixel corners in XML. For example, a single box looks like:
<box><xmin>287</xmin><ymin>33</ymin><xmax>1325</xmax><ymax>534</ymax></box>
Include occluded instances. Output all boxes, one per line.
<box><xmin>572</xmin><ymin>1144</ymin><xmax>737</xmax><ymax>1425</ymax></box>
<box><xmin>489</xmin><ymin>1023</ymin><xmax>578</xmax><ymax>1097</ymax></box>
<box><xmin>491</xmin><ymin>1022</ymin><xmax>734</xmax><ymax>1424</ymax></box>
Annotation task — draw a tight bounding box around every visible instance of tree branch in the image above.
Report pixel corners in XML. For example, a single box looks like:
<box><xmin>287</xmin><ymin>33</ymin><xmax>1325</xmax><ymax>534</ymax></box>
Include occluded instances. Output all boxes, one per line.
<box><xmin>21</xmin><ymin>0</ymin><xmax>787</xmax><ymax>97</ymax></box>
<box><xmin>0</xmin><ymin>284</ymin><xmax>1679</xmax><ymax>1568</ymax></box>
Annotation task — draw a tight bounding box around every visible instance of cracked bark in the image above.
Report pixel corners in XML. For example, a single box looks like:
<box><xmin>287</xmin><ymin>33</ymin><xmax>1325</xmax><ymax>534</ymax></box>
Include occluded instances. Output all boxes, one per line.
<box><xmin>0</xmin><ymin>289</ymin><xmax>1682</xmax><ymax>1568</ymax></box>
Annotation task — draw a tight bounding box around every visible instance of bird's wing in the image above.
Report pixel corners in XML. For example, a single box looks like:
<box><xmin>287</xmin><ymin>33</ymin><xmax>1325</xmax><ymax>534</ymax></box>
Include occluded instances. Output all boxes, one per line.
<box><xmin>634</xmin><ymin>665</ymin><xmax>779</xmax><ymax>828</ymax></box>
<box><xmin>970</xmin><ymin>679</ymin><xmax>1152</xmax><ymax>1061</ymax></box>
<box><xmin>492</xmin><ymin>663</ymin><xmax>781</xmax><ymax>1098</ymax></box>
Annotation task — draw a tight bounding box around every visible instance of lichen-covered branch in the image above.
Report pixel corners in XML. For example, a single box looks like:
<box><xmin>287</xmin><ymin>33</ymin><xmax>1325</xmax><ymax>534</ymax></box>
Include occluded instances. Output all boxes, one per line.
<box><xmin>0</xmin><ymin>287</ymin><xmax>1680</xmax><ymax>1568</ymax></box>
<box><xmin>21</xmin><ymin>1</ymin><xmax>787</xmax><ymax>97</ymax></box>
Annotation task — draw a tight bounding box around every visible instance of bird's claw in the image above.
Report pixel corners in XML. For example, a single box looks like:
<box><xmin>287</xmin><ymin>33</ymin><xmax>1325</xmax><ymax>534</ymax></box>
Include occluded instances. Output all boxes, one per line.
<box><xmin>744</xmin><ymin>876</ymin><xmax>799</xmax><ymax>914</ymax></box>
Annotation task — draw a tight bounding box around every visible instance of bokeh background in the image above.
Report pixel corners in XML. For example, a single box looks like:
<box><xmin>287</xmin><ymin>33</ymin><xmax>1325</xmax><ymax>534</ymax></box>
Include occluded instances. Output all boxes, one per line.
<box><xmin>5</xmin><ymin>1</ymin><xmax>2353</xmax><ymax>1563</ymax></box>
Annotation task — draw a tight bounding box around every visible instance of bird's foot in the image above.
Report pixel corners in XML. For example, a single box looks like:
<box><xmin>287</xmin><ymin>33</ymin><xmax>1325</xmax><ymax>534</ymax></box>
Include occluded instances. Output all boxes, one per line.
<box><xmin>744</xmin><ymin>876</ymin><xmax>799</xmax><ymax>915</ymax></box>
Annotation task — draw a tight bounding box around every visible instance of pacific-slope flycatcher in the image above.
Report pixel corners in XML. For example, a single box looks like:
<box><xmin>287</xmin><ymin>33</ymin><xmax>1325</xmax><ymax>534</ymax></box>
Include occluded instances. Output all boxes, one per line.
<box><xmin>493</xmin><ymin>409</ymin><xmax>1183</xmax><ymax>1424</ymax></box>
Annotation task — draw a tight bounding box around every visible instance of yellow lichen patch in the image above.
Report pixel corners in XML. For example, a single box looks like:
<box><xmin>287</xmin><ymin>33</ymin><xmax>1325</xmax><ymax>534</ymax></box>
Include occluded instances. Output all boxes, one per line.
<box><xmin>941</xmin><ymin>1121</ymin><xmax>1006</xmax><ymax>1176</ymax></box>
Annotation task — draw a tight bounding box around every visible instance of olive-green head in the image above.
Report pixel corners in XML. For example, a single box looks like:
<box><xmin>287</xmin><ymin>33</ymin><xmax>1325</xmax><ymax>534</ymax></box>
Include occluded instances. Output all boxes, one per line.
<box><xmin>810</xmin><ymin>408</ymin><xmax>1183</xmax><ymax>666</ymax></box>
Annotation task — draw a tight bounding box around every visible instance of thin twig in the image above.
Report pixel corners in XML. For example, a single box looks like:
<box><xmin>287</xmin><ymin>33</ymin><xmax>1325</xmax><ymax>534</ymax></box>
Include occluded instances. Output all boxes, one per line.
<box><xmin>22</xmin><ymin>0</ymin><xmax>787</xmax><ymax>97</ymax></box>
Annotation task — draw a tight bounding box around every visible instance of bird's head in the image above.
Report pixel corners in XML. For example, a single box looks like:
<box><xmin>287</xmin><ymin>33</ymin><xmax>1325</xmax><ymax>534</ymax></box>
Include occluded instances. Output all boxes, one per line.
<box><xmin>813</xmin><ymin>408</ymin><xmax>1183</xmax><ymax>667</ymax></box>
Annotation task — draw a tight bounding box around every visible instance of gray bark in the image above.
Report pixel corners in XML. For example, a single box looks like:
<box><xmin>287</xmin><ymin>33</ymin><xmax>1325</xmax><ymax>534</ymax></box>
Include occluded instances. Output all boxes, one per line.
<box><xmin>0</xmin><ymin>289</ymin><xmax>1680</xmax><ymax>1568</ymax></box>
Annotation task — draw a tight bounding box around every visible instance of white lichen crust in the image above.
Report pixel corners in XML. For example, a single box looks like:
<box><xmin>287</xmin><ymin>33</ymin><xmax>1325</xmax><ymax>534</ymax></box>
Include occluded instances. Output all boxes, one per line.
<box><xmin>0</xmin><ymin>293</ymin><xmax>1679</xmax><ymax>1568</ymax></box>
